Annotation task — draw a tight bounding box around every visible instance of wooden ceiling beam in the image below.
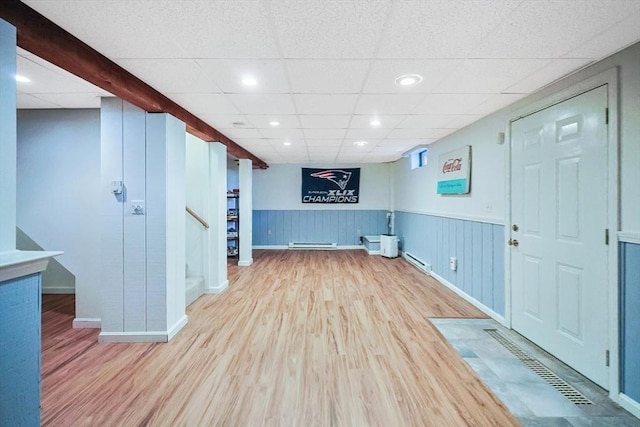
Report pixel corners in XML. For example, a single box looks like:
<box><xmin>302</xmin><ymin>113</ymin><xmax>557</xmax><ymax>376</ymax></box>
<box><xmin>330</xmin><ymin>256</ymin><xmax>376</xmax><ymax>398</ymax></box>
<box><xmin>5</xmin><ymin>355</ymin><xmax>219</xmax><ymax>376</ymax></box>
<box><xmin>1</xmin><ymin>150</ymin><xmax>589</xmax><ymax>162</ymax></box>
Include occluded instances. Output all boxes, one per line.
<box><xmin>0</xmin><ymin>0</ymin><xmax>268</xmax><ymax>169</ymax></box>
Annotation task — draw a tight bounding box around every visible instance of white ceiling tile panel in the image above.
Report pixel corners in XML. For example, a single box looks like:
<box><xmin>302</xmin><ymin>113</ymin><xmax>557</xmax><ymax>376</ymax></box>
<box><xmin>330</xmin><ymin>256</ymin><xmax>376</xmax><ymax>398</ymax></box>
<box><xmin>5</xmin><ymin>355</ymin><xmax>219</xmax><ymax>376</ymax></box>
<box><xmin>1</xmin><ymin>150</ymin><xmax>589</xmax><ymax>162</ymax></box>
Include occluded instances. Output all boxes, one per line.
<box><xmin>245</xmin><ymin>115</ymin><xmax>300</xmax><ymax>129</ymax></box>
<box><xmin>399</xmin><ymin>115</ymin><xmax>461</xmax><ymax>129</ymax></box>
<box><xmin>167</xmin><ymin>93</ymin><xmax>240</xmax><ymax>115</ymax></box>
<box><xmin>345</xmin><ymin>128</ymin><xmax>391</xmax><ymax>141</ymax></box>
<box><xmin>349</xmin><ymin>115</ymin><xmax>407</xmax><ymax>129</ymax></box>
<box><xmin>226</xmin><ymin>94</ymin><xmax>296</xmax><ymax>115</ymax></box>
<box><xmin>305</xmin><ymin>140</ymin><xmax>345</xmax><ymax>147</ymax></box>
<box><xmin>386</xmin><ymin>128</ymin><xmax>454</xmax><ymax>140</ymax></box>
<box><xmin>303</xmin><ymin>129</ymin><xmax>347</xmax><ymax>140</ymax></box>
<box><xmin>286</xmin><ymin>60</ymin><xmax>371</xmax><ymax>94</ymax></box>
<box><xmin>17</xmin><ymin>93</ymin><xmax>61</xmax><ymax>109</ymax></box>
<box><xmin>299</xmin><ymin>115</ymin><xmax>352</xmax><ymax>129</ymax></box>
<box><xmin>443</xmin><ymin>115</ymin><xmax>485</xmax><ymax>129</ymax></box>
<box><xmin>220</xmin><ymin>128</ymin><xmax>264</xmax><ymax>140</ymax></box>
<box><xmin>435</xmin><ymin>59</ymin><xmax>552</xmax><ymax>94</ymax></box>
<box><xmin>270</xmin><ymin>0</ymin><xmax>393</xmax><ymax>58</ymax></box>
<box><xmin>293</xmin><ymin>94</ymin><xmax>359</xmax><ymax>115</ymax></box>
<box><xmin>354</xmin><ymin>94</ymin><xmax>426</xmax><ymax>115</ymax></box>
<box><xmin>258</xmin><ymin>128</ymin><xmax>305</xmax><ymax>140</ymax></box>
<box><xmin>116</xmin><ymin>59</ymin><xmax>221</xmax><ymax>94</ymax></box>
<box><xmin>471</xmin><ymin>0</ymin><xmax>640</xmax><ymax>59</ymax></box>
<box><xmin>195</xmin><ymin>59</ymin><xmax>290</xmax><ymax>94</ymax></box>
<box><xmin>197</xmin><ymin>114</ymin><xmax>250</xmax><ymax>130</ymax></box>
<box><xmin>504</xmin><ymin>59</ymin><xmax>595</xmax><ymax>94</ymax></box>
<box><xmin>564</xmin><ymin>11</ymin><xmax>640</xmax><ymax>58</ymax></box>
<box><xmin>377</xmin><ymin>0</ymin><xmax>522</xmax><ymax>58</ymax></box>
<box><xmin>24</xmin><ymin>1</ymin><xmax>188</xmax><ymax>59</ymax></box>
<box><xmin>412</xmin><ymin>94</ymin><xmax>492</xmax><ymax>115</ymax></box>
<box><xmin>363</xmin><ymin>59</ymin><xmax>464</xmax><ymax>93</ymax></box>
<box><xmin>377</xmin><ymin>139</ymin><xmax>431</xmax><ymax>149</ymax></box>
<box><xmin>29</xmin><ymin>93</ymin><xmax>103</xmax><ymax>108</ymax></box>
<box><xmin>141</xmin><ymin>1</ymin><xmax>279</xmax><ymax>59</ymax></box>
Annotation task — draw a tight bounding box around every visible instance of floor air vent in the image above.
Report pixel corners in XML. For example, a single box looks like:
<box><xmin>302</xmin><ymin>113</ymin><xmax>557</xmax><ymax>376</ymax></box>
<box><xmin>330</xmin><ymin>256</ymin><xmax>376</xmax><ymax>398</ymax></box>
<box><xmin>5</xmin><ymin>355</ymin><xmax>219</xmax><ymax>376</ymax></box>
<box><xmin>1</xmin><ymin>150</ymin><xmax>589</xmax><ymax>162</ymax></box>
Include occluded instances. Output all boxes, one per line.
<box><xmin>484</xmin><ymin>329</ymin><xmax>593</xmax><ymax>405</ymax></box>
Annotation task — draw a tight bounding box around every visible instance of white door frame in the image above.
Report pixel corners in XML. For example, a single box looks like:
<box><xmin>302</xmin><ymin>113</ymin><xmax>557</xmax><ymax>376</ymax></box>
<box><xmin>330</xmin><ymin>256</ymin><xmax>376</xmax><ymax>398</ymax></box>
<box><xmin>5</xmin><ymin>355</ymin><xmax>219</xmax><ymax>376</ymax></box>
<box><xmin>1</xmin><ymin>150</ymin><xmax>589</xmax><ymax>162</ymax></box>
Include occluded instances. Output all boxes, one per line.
<box><xmin>504</xmin><ymin>67</ymin><xmax>620</xmax><ymax>399</ymax></box>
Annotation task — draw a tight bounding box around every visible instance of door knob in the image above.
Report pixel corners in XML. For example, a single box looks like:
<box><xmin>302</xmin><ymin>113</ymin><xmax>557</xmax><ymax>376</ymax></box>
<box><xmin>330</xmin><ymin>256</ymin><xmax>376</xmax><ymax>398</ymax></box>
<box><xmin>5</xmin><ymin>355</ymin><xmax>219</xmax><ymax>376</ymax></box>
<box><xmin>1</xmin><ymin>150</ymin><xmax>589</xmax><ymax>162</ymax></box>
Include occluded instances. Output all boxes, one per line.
<box><xmin>508</xmin><ymin>239</ymin><xmax>519</xmax><ymax>247</ymax></box>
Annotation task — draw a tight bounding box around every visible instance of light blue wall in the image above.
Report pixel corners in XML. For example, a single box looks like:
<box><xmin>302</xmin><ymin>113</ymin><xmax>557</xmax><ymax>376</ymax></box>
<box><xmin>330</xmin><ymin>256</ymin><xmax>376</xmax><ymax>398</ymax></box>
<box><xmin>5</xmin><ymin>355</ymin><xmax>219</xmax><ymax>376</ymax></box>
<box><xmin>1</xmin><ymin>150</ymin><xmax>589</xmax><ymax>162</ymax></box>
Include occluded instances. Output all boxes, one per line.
<box><xmin>253</xmin><ymin>210</ymin><xmax>388</xmax><ymax>246</ymax></box>
<box><xmin>0</xmin><ymin>273</ymin><xmax>41</xmax><ymax>427</ymax></box>
<box><xmin>621</xmin><ymin>241</ymin><xmax>640</xmax><ymax>402</ymax></box>
<box><xmin>394</xmin><ymin>211</ymin><xmax>505</xmax><ymax>316</ymax></box>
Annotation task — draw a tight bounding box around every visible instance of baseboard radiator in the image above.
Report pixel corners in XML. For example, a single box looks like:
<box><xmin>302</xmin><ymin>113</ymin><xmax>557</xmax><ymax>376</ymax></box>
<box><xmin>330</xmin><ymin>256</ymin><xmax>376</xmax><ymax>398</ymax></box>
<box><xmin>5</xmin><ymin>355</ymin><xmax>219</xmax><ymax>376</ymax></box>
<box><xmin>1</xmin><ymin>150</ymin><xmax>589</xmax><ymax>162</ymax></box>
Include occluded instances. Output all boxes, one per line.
<box><xmin>288</xmin><ymin>242</ymin><xmax>337</xmax><ymax>250</ymax></box>
<box><xmin>403</xmin><ymin>252</ymin><xmax>432</xmax><ymax>274</ymax></box>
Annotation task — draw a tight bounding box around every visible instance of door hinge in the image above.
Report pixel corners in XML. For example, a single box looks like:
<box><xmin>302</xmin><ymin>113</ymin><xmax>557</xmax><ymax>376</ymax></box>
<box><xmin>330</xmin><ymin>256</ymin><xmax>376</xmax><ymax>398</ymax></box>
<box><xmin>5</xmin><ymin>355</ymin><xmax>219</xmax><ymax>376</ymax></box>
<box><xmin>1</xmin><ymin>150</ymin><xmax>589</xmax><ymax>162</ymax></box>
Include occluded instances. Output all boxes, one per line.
<box><xmin>605</xmin><ymin>350</ymin><xmax>610</xmax><ymax>367</ymax></box>
<box><xmin>605</xmin><ymin>108</ymin><xmax>609</xmax><ymax>124</ymax></box>
<box><xmin>605</xmin><ymin>229</ymin><xmax>609</xmax><ymax>245</ymax></box>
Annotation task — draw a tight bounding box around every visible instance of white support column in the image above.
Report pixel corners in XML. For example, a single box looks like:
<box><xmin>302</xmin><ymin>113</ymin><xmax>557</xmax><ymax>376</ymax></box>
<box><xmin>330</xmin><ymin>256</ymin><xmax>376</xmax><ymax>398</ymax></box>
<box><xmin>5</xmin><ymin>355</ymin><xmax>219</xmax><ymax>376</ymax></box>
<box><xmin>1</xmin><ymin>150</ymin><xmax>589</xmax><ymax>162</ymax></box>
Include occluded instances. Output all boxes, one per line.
<box><xmin>238</xmin><ymin>159</ymin><xmax>253</xmax><ymax>266</ymax></box>
<box><xmin>0</xmin><ymin>19</ymin><xmax>17</xmax><ymax>253</ymax></box>
<box><xmin>205</xmin><ymin>142</ymin><xmax>228</xmax><ymax>293</ymax></box>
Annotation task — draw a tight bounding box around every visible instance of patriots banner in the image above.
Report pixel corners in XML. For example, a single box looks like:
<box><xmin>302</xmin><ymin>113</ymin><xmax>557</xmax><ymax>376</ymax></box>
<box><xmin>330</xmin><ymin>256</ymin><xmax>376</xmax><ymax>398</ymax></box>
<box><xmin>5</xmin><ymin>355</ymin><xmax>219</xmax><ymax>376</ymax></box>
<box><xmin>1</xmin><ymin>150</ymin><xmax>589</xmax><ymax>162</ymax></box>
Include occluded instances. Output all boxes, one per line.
<box><xmin>302</xmin><ymin>168</ymin><xmax>361</xmax><ymax>203</ymax></box>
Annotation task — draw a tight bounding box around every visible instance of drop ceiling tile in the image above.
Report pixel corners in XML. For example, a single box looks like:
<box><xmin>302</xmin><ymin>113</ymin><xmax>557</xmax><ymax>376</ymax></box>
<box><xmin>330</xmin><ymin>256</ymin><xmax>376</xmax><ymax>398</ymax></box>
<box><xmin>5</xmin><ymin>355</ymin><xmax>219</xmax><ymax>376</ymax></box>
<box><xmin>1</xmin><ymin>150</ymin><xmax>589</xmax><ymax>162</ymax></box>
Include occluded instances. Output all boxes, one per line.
<box><xmin>23</xmin><ymin>1</ymin><xmax>188</xmax><ymax>59</ymax></box>
<box><xmin>31</xmin><ymin>93</ymin><xmax>103</xmax><ymax>108</ymax></box>
<box><xmin>221</xmin><ymin>128</ymin><xmax>264</xmax><ymax>140</ymax></box>
<box><xmin>564</xmin><ymin>11</ymin><xmax>640</xmax><ymax>58</ymax></box>
<box><xmin>246</xmin><ymin>115</ymin><xmax>300</xmax><ymax>129</ymax></box>
<box><xmin>504</xmin><ymin>59</ymin><xmax>595</xmax><ymax>94</ymax></box>
<box><xmin>168</xmin><ymin>93</ymin><xmax>240</xmax><ymax>115</ymax></box>
<box><xmin>386</xmin><ymin>128</ymin><xmax>454</xmax><ymax>140</ymax></box>
<box><xmin>287</xmin><ymin>60</ymin><xmax>370</xmax><ymax>93</ymax></box>
<box><xmin>198</xmin><ymin>114</ymin><xmax>250</xmax><ymax>129</ymax></box>
<box><xmin>345</xmin><ymin>129</ymin><xmax>391</xmax><ymax>141</ymax></box>
<box><xmin>258</xmin><ymin>128</ymin><xmax>305</xmax><ymax>140</ymax></box>
<box><xmin>299</xmin><ymin>115</ymin><xmax>351</xmax><ymax>129</ymax></box>
<box><xmin>412</xmin><ymin>94</ymin><xmax>491</xmax><ymax>115</ymax></box>
<box><xmin>17</xmin><ymin>93</ymin><xmax>61</xmax><ymax>109</ymax></box>
<box><xmin>196</xmin><ymin>59</ymin><xmax>290</xmax><ymax>94</ymax></box>
<box><xmin>354</xmin><ymin>94</ymin><xmax>425</xmax><ymax>115</ymax></box>
<box><xmin>116</xmin><ymin>59</ymin><xmax>221</xmax><ymax>94</ymax></box>
<box><xmin>349</xmin><ymin>115</ymin><xmax>406</xmax><ymax>129</ymax></box>
<box><xmin>305</xmin><ymin>139</ymin><xmax>344</xmax><ymax>147</ymax></box>
<box><xmin>377</xmin><ymin>0</ymin><xmax>522</xmax><ymax>58</ymax></box>
<box><xmin>270</xmin><ymin>0</ymin><xmax>393</xmax><ymax>58</ymax></box>
<box><xmin>293</xmin><ymin>94</ymin><xmax>359</xmax><ymax>115</ymax></box>
<box><xmin>400</xmin><ymin>115</ymin><xmax>460</xmax><ymax>129</ymax></box>
<box><xmin>470</xmin><ymin>0</ymin><xmax>640</xmax><ymax>58</ymax></box>
<box><xmin>363</xmin><ymin>59</ymin><xmax>464</xmax><ymax>93</ymax></box>
<box><xmin>335</xmin><ymin>153</ymin><xmax>366</xmax><ymax>162</ymax></box>
<box><xmin>435</xmin><ymin>59</ymin><xmax>551</xmax><ymax>94</ymax></box>
<box><xmin>376</xmin><ymin>139</ymin><xmax>426</xmax><ymax>150</ymax></box>
<box><xmin>444</xmin><ymin>115</ymin><xmax>485</xmax><ymax>129</ymax></box>
<box><xmin>143</xmin><ymin>0</ymin><xmax>279</xmax><ymax>58</ymax></box>
<box><xmin>226</xmin><ymin>94</ymin><xmax>296</xmax><ymax>115</ymax></box>
<box><xmin>303</xmin><ymin>129</ymin><xmax>347</xmax><ymax>140</ymax></box>
<box><xmin>469</xmin><ymin>94</ymin><xmax>528</xmax><ymax>116</ymax></box>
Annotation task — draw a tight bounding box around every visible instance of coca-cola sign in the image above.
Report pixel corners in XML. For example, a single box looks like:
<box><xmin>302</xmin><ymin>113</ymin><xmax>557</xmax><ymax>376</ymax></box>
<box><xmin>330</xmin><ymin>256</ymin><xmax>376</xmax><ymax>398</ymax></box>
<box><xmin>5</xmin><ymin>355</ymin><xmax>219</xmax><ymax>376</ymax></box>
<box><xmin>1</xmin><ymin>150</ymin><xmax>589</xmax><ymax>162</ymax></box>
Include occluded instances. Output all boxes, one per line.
<box><xmin>437</xmin><ymin>146</ymin><xmax>471</xmax><ymax>195</ymax></box>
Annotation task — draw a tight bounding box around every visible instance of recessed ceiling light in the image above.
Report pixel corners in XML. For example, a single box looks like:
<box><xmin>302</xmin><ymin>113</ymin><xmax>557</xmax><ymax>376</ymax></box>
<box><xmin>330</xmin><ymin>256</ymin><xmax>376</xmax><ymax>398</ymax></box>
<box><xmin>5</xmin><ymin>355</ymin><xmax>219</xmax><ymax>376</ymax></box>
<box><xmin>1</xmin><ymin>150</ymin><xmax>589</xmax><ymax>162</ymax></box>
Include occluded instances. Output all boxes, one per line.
<box><xmin>15</xmin><ymin>74</ymin><xmax>30</xmax><ymax>83</ymax></box>
<box><xmin>242</xmin><ymin>76</ymin><xmax>257</xmax><ymax>86</ymax></box>
<box><xmin>370</xmin><ymin>119</ymin><xmax>381</xmax><ymax>127</ymax></box>
<box><xmin>269</xmin><ymin>121</ymin><xmax>280</xmax><ymax>127</ymax></box>
<box><xmin>283</xmin><ymin>141</ymin><xmax>291</xmax><ymax>146</ymax></box>
<box><xmin>354</xmin><ymin>140</ymin><xmax>368</xmax><ymax>147</ymax></box>
<box><xmin>394</xmin><ymin>74</ymin><xmax>423</xmax><ymax>87</ymax></box>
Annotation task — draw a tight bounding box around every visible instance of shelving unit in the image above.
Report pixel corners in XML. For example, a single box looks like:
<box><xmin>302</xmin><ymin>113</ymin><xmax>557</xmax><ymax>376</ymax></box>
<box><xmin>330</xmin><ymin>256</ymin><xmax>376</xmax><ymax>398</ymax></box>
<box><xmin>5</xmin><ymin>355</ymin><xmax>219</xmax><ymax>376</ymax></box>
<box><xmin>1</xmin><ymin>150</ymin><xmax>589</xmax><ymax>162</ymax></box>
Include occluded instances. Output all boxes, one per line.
<box><xmin>227</xmin><ymin>192</ymin><xmax>239</xmax><ymax>257</ymax></box>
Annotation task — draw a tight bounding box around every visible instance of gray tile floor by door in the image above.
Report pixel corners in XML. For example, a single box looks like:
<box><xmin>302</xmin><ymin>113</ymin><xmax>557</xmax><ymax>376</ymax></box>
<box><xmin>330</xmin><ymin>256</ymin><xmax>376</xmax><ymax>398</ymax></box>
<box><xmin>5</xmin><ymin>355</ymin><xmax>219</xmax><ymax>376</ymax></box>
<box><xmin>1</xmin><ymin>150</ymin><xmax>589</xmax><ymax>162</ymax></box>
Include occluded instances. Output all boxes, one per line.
<box><xmin>431</xmin><ymin>319</ymin><xmax>640</xmax><ymax>427</ymax></box>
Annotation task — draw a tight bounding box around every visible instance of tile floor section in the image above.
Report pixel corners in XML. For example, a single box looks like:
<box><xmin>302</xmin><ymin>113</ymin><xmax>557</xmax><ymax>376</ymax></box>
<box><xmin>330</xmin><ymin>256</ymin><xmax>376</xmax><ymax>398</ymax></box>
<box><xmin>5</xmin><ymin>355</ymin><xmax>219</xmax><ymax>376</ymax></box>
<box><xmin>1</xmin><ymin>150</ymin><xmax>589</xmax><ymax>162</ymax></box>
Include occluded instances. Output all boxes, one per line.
<box><xmin>431</xmin><ymin>319</ymin><xmax>640</xmax><ymax>427</ymax></box>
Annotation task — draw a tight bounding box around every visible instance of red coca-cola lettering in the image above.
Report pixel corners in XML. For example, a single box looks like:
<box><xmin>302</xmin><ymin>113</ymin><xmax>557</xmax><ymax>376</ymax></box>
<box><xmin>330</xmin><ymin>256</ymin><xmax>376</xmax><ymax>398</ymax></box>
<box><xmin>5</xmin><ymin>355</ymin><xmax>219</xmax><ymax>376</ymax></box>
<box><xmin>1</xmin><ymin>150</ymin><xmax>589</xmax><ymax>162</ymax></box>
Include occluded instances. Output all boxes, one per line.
<box><xmin>442</xmin><ymin>158</ymin><xmax>462</xmax><ymax>173</ymax></box>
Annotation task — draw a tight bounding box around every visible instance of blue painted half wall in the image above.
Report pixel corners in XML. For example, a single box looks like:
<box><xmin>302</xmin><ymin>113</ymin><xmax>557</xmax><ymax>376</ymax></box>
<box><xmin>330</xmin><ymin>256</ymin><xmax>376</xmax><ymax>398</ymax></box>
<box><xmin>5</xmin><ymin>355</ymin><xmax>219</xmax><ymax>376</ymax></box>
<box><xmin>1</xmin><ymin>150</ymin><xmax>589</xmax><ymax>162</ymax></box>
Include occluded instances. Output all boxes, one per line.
<box><xmin>394</xmin><ymin>211</ymin><xmax>505</xmax><ymax>316</ymax></box>
<box><xmin>253</xmin><ymin>210</ymin><xmax>388</xmax><ymax>247</ymax></box>
<box><xmin>621</xmin><ymin>241</ymin><xmax>640</xmax><ymax>403</ymax></box>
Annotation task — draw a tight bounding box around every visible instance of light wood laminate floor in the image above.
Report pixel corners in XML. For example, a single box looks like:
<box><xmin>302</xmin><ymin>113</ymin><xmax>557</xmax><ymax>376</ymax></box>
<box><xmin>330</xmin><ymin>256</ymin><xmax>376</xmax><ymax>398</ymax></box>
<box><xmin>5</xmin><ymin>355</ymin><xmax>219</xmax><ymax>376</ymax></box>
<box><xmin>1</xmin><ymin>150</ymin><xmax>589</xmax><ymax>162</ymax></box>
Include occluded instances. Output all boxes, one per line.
<box><xmin>41</xmin><ymin>250</ymin><xmax>519</xmax><ymax>426</ymax></box>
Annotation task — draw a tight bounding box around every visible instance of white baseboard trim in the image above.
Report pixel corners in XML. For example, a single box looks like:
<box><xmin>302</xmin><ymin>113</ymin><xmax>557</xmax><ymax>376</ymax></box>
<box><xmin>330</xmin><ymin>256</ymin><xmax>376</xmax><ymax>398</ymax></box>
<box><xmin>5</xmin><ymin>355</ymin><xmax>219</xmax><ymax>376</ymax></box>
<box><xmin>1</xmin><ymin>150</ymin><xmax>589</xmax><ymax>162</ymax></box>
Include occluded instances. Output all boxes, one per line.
<box><xmin>619</xmin><ymin>393</ymin><xmax>640</xmax><ymax>419</ymax></box>
<box><xmin>238</xmin><ymin>258</ymin><xmax>254</xmax><ymax>267</ymax></box>
<box><xmin>205</xmin><ymin>279</ymin><xmax>229</xmax><ymax>294</ymax></box>
<box><xmin>429</xmin><ymin>270</ymin><xmax>507</xmax><ymax>326</ymax></box>
<box><xmin>98</xmin><ymin>315</ymin><xmax>188</xmax><ymax>343</ymax></box>
<box><xmin>253</xmin><ymin>245</ymin><xmax>288</xmax><ymax>250</ymax></box>
<box><xmin>366</xmin><ymin>248</ymin><xmax>381</xmax><ymax>255</ymax></box>
<box><xmin>254</xmin><ymin>245</ymin><xmax>366</xmax><ymax>251</ymax></box>
<box><xmin>73</xmin><ymin>318</ymin><xmax>101</xmax><ymax>329</ymax></box>
<box><xmin>42</xmin><ymin>286</ymin><xmax>75</xmax><ymax>294</ymax></box>
<box><xmin>339</xmin><ymin>245</ymin><xmax>364</xmax><ymax>250</ymax></box>
<box><xmin>167</xmin><ymin>315</ymin><xmax>188</xmax><ymax>341</ymax></box>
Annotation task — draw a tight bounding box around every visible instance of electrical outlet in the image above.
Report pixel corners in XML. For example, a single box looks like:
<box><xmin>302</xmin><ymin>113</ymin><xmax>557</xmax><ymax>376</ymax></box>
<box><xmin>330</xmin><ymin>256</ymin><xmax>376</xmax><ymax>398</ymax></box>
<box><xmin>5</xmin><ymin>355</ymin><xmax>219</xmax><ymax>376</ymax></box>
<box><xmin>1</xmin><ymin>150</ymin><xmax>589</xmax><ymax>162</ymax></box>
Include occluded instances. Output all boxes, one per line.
<box><xmin>449</xmin><ymin>257</ymin><xmax>457</xmax><ymax>271</ymax></box>
<box><xmin>268</xmin><ymin>229</ymin><xmax>272</xmax><ymax>235</ymax></box>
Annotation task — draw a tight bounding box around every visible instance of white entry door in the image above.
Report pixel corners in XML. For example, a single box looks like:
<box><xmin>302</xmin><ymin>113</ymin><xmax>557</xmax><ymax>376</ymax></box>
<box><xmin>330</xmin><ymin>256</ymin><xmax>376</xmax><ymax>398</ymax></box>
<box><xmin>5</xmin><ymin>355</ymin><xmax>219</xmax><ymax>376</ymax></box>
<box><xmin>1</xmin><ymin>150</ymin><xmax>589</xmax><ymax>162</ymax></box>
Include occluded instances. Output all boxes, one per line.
<box><xmin>510</xmin><ymin>86</ymin><xmax>609</xmax><ymax>388</ymax></box>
